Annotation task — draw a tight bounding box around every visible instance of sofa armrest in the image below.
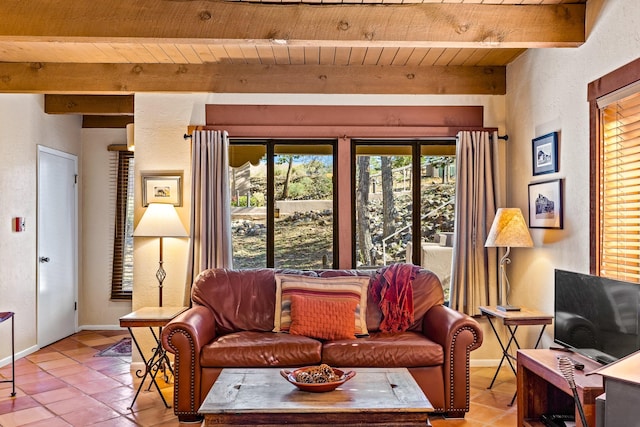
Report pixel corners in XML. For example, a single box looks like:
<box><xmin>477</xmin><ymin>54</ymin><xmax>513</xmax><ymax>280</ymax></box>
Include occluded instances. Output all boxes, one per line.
<box><xmin>422</xmin><ymin>305</ymin><xmax>483</xmax><ymax>414</ymax></box>
<box><xmin>161</xmin><ymin>306</ymin><xmax>216</xmax><ymax>420</ymax></box>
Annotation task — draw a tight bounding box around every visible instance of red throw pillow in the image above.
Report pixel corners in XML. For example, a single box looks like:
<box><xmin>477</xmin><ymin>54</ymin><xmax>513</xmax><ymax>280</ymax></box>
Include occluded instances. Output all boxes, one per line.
<box><xmin>289</xmin><ymin>295</ymin><xmax>358</xmax><ymax>340</ymax></box>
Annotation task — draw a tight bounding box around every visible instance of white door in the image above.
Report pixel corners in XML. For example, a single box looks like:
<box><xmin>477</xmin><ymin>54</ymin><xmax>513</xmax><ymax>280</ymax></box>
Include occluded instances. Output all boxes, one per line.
<box><xmin>37</xmin><ymin>146</ymin><xmax>78</xmax><ymax>347</ymax></box>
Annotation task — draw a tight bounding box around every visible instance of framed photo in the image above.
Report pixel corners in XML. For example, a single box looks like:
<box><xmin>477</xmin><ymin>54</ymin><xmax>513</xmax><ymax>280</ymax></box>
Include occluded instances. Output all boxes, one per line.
<box><xmin>142</xmin><ymin>172</ymin><xmax>183</xmax><ymax>207</ymax></box>
<box><xmin>528</xmin><ymin>179</ymin><xmax>563</xmax><ymax>229</ymax></box>
<box><xmin>532</xmin><ymin>131</ymin><xmax>559</xmax><ymax>176</ymax></box>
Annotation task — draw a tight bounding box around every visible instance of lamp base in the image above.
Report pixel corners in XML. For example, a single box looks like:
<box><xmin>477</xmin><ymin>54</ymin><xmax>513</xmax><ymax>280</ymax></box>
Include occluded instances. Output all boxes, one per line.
<box><xmin>497</xmin><ymin>304</ymin><xmax>521</xmax><ymax>312</ymax></box>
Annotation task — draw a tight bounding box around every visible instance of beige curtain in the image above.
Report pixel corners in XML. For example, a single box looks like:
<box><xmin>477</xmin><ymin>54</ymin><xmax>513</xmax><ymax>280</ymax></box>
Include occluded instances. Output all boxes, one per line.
<box><xmin>184</xmin><ymin>130</ymin><xmax>233</xmax><ymax>306</ymax></box>
<box><xmin>450</xmin><ymin>130</ymin><xmax>503</xmax><ymax>316</ymax></box>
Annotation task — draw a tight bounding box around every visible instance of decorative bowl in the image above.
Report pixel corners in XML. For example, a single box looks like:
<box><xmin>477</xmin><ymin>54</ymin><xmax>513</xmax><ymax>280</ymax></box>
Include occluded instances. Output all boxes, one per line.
<box><xmin>280</xmin><ymin>366</ymin><xmax>356</xmax><ymax>393</ymax></box>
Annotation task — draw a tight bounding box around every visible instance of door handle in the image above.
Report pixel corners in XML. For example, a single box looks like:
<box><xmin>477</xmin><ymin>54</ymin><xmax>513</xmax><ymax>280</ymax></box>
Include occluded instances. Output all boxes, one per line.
<box><xmin>39</xmin><ymin>257</ymin><xmax>50</xmax><ymax>263</ymax></box>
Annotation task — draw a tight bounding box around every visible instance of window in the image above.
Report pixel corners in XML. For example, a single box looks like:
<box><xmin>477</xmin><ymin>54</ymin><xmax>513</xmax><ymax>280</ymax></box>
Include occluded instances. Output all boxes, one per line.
<box><xmin>590</xmin><ymin>58</ymin><xmax>640</xmax><ymax>282</ymax></box>
<box><xmin>207</xmin><ymin>104</ymin><xmax>483</xmax><ymax>269</ymax></box>
<box><xmin>597</xmin><ymin>88</ymin><xmax>640</xmax><ymax>281</ymax></box>
<box><xmin>353</xmin><ymin>141</ymin><xmax>456</xmax><ymax>269</ymax></box>
<box><xmin>111</xmin><ymin>150</ymin><xmax>134</xmax><ymax>299</ymax></box>
<box><xmin>229</xmin><ymin>140</ymin><xmax>336</xmax><ymax>269</ymax></box>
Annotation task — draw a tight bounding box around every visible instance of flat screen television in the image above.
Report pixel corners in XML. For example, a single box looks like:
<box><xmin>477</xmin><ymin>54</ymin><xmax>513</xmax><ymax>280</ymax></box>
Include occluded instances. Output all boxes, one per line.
<box><xmin>554</xmin><ymin>269</ymin><xmax>640</xmax><ymax>365</ymax></box>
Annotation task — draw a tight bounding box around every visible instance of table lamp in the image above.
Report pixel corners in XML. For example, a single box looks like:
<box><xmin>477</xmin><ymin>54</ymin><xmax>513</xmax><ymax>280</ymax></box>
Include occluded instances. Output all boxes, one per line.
<box><xmin>134</xmin><ymin>203</ymin><xmax>188</xmax><ymax>307</ymax></box>
<box><xmin>484</xmin><ymin>208</ymin><xmax>533</xmax><ymax>311</ymax></box>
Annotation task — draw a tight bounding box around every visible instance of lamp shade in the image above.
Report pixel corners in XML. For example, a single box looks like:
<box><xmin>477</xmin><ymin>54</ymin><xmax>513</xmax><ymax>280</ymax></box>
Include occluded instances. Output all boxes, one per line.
<box><xmin>485</xmin><ymin>208</ymin><xmax>533</xmax><ymax>248</ymax></box>
<box><xmin>133</xmin><ymin>203</ymin><xmax>188</xmax><ymax>238</ymax></box>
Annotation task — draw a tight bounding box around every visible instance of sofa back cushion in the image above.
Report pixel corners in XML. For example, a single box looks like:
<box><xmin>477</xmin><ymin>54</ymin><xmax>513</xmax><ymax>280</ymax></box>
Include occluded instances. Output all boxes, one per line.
<box><xmin>192</xmin><ymin>268</ymin><xmax>313</xmax><ymax>334</ymax></box>
<box><xmin>407</xmin><ymin>268</ymin><xmax>446</xmax><ymax>331</ymax></box>
<box><xmin>192</xmin><ymin>268</ymin><xmax>363</xmax><ymax>335</ymax></box>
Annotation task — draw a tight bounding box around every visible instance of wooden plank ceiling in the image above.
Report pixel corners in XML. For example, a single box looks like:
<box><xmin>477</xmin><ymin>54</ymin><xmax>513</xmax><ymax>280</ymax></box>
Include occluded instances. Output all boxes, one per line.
<box><xmin>0</xmin><ymin>0</ymin><xmax>587</xmax><ymax>124</ymax></box>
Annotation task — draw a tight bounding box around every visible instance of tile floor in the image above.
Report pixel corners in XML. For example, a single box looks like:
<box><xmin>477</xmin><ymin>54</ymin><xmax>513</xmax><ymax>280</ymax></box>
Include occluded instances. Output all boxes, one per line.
<box><xmin>0</xmin><ymin>330</ymin><xmax>517</xmax><ymax>426</ymax></box>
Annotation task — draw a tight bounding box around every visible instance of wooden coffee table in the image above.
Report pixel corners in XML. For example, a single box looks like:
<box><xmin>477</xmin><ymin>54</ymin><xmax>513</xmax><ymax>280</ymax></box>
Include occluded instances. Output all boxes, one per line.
<box><xmin>199</xmin><ymin>367</ymin><xmax>433</xmax><ymax>426</ymax></box>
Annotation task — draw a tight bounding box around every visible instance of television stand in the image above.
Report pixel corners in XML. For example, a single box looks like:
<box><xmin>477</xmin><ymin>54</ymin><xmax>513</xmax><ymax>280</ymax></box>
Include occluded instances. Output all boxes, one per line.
<box><xmin>517</xmin><ymin>349</ymin><xmax>604</xmax><ymax>427</ymax></box>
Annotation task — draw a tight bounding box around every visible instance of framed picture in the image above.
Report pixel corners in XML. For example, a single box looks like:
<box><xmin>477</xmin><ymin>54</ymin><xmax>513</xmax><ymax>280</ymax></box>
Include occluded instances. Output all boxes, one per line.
<box><xmin>528</xmin><ymin>179</ymin><xmax>563</xmax><ymax>229</ymax></box>
<box><xmin>532</xmin><ymin>131</ymin><xmax>559</xmax><ymax>176</ymax></box>
<box><xmin>142</xmin><ymin>172</ymin><xmax>183</xmax><ymax>207</ymax></box>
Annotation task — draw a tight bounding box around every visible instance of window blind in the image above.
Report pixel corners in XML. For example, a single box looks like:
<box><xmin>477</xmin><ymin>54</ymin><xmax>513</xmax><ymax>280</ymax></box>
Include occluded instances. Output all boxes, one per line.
<box><xmin>599</xmin><ymin>91</ymin><xmax>640</xmax><ymax>282</ymax></box>
<box><xmin>111</xmin><ymin>151</ymin><xmax>134</xmax><ymax>299</ymax></box>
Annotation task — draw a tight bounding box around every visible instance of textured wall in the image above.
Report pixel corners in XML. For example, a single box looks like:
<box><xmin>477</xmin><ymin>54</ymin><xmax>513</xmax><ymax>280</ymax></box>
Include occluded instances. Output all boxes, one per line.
<box><xmin>0</xmin><ymin>95</ymin><xmax>81</xmax><ymax>362</ymax></box>
<box><xmin>505</xmin><ymin>0</ymin><xmax>640</xmax><ymax>348</ymax></box>
<box><xmin>80</xmin><ymin>128</ymin><xmax>132</xmax><ymax>328</ymax></box>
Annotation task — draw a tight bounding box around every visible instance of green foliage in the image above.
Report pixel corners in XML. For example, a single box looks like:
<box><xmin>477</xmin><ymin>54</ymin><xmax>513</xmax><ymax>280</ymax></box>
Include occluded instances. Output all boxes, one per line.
<box><xmin>391</xmin><ymin>156</ymin><xmax>411</xmax><ymax>169</ymax></box>
<box><xmin>231</xmin><ymin>194</ymin><xmax>265</xmax><ymax>207</ymax></box>
<box><xmin>243</xmin><ymin>157</ymin><xmax>334</xmax><ymax>201</ymax></box>
<box><xmin>275</xmin><ymin>175</ymin><xmax>333</xmax><ymax>200</ymax></box>
<box><xmin>286</xmin><ymin>182</ymin><xmax>307</xmax><ymax>200</ymax></box>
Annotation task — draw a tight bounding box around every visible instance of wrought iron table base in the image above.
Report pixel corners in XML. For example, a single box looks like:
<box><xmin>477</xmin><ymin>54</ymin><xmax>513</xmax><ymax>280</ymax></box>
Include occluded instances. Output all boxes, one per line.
<box><xmin>126</xmin><ymin>326</ymin><xmax>174</xmax><ymax>409</ymax></box>
<box><xmin>0</xmin><ymin>312</ymin><xmax>16</xmax><ymax>398</ymax></box>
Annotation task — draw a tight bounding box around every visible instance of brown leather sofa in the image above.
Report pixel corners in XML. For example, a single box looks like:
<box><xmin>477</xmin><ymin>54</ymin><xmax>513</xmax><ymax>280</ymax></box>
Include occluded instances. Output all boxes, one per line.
<box><xmin>161</xmin><ymin>267</ymin><xmax>483</xmax><ymax>423</ymax></box>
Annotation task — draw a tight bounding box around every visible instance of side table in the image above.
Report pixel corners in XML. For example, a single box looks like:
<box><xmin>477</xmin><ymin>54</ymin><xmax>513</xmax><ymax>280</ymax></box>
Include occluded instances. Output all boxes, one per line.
<box><xmin>119</xmin><ymin>306</ymin><xmax>188</xmax><ymax>409</ymax></box>
<box><xmin>0</xmin><ymin>312</ymin><xmax>15</xmax><ymax>397</ymax></box>
<box><xmin>479</xmin><ymin>305</ymin><xmax>553</xmax><ymax>405</ymax></box>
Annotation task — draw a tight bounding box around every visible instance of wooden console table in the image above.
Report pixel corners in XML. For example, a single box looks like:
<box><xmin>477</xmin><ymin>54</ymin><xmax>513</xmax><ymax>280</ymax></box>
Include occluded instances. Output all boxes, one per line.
<box><xmin>517</xmin><ymin>349</ymin><xmax>604</xmax><ymax>427</ymax></box>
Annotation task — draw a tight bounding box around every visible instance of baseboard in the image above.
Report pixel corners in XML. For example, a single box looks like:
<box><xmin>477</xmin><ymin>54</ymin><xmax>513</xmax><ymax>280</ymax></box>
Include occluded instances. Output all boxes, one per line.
<box><xmin>0</xmin><ymin>344</ymin><xmax>39</xmax><ymax>368</ymax></box>
<box><xmin>78</xmin><ymin>324</ymin><xmax>127</xmax><ymax>331</ymax></box>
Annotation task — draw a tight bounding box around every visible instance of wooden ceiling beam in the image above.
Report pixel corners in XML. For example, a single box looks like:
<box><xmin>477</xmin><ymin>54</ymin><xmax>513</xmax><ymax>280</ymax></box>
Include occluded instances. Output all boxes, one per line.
<box><xmin>0</xmin><ymin>1</ymin><xmax>585</xmax><ymax>48</ymax></box>
<box><xmin>82</xmin><ymin>115</ymin><xmax>133</xmax><ymax>129</ymax></box>
<box><xmin>45</xmin><ymin>95</ymin><xmax>133</xmax><ymax>115</ymax></box>
<box><xmin>107</xmin><ymin>144</ymin><xmax>129</xmax><ymax>151</ymax></box>
<box><xmin>0</xmin><ymin>62</ymin><xmax>506</xmax><ymax>95</ymax></box>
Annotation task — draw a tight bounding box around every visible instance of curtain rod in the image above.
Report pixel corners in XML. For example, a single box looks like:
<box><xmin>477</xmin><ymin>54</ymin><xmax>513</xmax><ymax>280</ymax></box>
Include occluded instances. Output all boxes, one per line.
<box><xmin>185</xmin><ymin>133</ymin><xmax>509</xmax><ymax>141</ymax></box>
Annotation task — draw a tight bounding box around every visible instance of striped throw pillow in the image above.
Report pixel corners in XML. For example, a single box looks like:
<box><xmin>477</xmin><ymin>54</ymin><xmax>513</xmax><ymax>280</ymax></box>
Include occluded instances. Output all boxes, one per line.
<box><xmin>273</xmin><ymin>274</ymin><xmax>370</xmax><ymax>337</ymax></box>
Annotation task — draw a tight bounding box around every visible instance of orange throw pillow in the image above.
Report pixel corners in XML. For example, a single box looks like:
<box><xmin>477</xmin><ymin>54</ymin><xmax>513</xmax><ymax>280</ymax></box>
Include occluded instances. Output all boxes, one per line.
<box><xmin>289</xmin><ymin>295</ymin><xmax>357</xmax><ymax>340</ymax></box>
